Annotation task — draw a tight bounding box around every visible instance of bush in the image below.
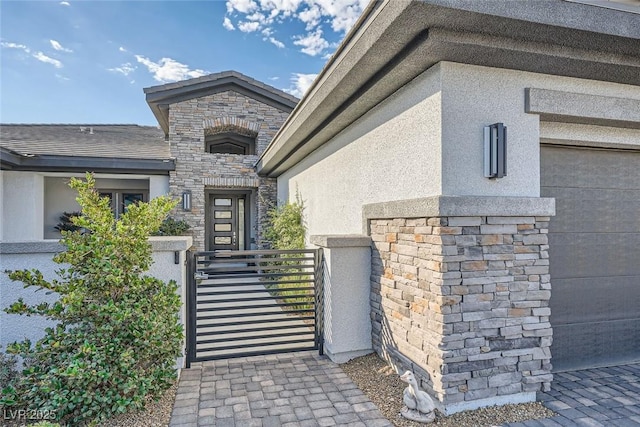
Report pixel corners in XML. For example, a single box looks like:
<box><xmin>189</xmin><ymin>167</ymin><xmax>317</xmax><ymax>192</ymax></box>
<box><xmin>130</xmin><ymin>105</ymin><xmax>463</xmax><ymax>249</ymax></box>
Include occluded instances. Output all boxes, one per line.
<box><xmin>0</xmin><ymin>349</ymin><xmax>19</xmax><ymax>390</ymax></box>
<box><xmin>263</xmin><ymin>192</ymin><xmax>306</xmax><ymax>250</ymax></box>
<box><xmin>262</xmin><ymin>192</ymin><xmax>312</xmax><ymax>308</ymax></box>
<box><xmin>54</xmin><ymin>211</ymin><xmax>83</xmax><ymax>233</ymax></box>
<box><xmin>152</xmin><ymin>217</ymin><xmax>191</xmax><ymax>236</ymax></box>
<box><xmin>1</xmin><ymin>173</ymin><xmax>182</xmax><ymax>425</ymax></box>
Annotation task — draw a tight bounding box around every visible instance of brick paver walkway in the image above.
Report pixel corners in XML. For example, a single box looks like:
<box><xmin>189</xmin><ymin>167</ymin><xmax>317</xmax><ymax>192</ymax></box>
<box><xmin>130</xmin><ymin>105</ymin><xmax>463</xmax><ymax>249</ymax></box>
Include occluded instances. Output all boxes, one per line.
<box><xmin>504</xmin><ymin>362</ymin><xmax>640</xmax><ymax>427</ymax></box>
<box><xmin>169</xmin><ymin>351</ymin><xmax>392</xmax><ymax>427</ymax></box>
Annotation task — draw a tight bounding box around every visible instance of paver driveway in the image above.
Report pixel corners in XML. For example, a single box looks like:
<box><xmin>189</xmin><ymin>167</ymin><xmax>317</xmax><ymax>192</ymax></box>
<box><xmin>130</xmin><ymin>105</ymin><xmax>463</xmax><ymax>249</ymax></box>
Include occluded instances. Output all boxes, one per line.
<box><xmin>504</xmin><ymin>362</ymin><xmax>640</xmax><ymax>427</ymax></box>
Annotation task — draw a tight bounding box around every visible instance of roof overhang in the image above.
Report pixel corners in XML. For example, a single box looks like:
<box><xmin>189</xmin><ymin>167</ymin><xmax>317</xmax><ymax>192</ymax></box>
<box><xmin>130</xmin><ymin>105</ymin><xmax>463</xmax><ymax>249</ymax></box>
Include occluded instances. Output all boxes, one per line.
<box><xmin>0</xmin><ymin>147</ymin><xmax>174</xmax><ymax>175</ymax></box>
<box><xmin>256</xmin><ymin>0</ymin><xmax>640</xmax><ymax>177</ymax></box>
<box><xmin>144</xmin><ymin>72</ymin><xmax>299</xmax><ymax>135</ymax></box>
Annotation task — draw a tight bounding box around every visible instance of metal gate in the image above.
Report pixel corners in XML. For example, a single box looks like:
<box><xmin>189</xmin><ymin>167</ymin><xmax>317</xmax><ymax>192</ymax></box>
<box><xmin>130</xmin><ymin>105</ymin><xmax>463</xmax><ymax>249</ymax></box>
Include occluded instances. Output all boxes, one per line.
<box><xmin>186</xmin><ymin>249</ymin><xmax>323</xmax><ymax>365</ymax></box>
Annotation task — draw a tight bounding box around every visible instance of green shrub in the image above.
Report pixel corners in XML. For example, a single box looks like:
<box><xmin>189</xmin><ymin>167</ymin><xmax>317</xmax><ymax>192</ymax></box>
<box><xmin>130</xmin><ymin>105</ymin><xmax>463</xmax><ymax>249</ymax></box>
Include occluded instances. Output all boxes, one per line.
<box><xmin>152</xmin><ymin>217</ymin><xmax>191</xmax><ymax>236</ymax></box>
<box><xmin>54</xmin><ymin>211</ymin><xmax>83</xmax><ymax>233</ymax></box>
<box><xmin>262</xmin><ymin>192</ymin><xmax>312</xmax><ymax>308</ymax></box>
<box><xmin>0</xmin><ymin>349</ymin><xmax>19</xmax><ymax>389</ymax></box>
<box><xmin>1</xmin><ymin>173</ymin><xmax>182</xmax><ymax>425</ymax></box>
<box><xmin>263</xmin><ymin>192</ymin><xmax>306</xmax><ymax>250</ymax></box>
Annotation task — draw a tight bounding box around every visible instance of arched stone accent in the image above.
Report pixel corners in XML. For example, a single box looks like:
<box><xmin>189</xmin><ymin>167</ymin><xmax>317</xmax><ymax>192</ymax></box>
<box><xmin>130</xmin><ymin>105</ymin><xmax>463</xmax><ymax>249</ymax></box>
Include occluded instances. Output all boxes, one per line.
<box><xmin>203</xmin><ymin>117</ymin><xmax>260</xmax><ymax>138</ymax></box>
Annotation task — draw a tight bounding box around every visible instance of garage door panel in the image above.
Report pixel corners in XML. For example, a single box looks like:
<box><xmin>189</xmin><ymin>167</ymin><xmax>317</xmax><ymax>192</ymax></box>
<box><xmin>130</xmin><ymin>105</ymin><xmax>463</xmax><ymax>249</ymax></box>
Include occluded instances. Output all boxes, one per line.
<box><xmin>550</xmin><ymin>233</ymin><xmax>640</xmax><ymax>278</ymax></box>
<box><xmin>552</xmin><ymin>320</ymin><xmax>640</xmax><ymax>372</ymax></box>
<box><xmin>542</xmin><ymin>148</ymin><xmax>640</xmax><ymax>190</ymax></box>
<box><xmin>549</xmin><ymin>190</ymin><xmax>640</xmax><ymax>233</ymax></box>
<box><xmin>550</xmin><ymin>276</ymin><xmax>640</xmax><ymax>324</ymax></box>
<box><xmin>542</xmin><ymin>144</ymin><xmax>640</xmax><ymax>371</ymax></box>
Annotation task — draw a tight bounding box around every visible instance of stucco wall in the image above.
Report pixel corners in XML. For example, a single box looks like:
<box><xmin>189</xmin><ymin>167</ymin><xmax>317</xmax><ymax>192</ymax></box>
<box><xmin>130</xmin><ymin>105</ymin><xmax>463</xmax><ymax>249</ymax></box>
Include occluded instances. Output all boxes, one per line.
<box><xmin>278</xmin><ymin>61</ymin><xmax>640</xmax><ymax>239</ymax></box>
<box><xmin>277</xmin><ymin>64</ymin><xmax>443</xmax><ymax>237</ymax></box>
<box><xmin>1</xmin><ymin>171</ymin><xmax>44</xmax><ymax>241</ymax></box>
<box><xmin>0</xmin><ymin>237</ymin><xmax>191</xmax><ymax>368</ymax></box>
<box><xmin>439</xmin><ymin>62</ymin><xmax>640</xmax><ymax>197</ymax></box>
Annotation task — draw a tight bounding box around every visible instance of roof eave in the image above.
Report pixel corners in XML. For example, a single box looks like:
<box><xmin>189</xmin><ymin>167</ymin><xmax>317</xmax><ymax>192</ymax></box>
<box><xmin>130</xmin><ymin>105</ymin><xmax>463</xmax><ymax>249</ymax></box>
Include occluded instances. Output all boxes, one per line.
<box><xmin>257</xmin><ymin>0</ymin><xmax>640</xmax><ymax>177</ymax></box>
<box><xmin>0</xmin><ymin>151</ymin><xmax>175</xmax><ymax>175</ymax></box>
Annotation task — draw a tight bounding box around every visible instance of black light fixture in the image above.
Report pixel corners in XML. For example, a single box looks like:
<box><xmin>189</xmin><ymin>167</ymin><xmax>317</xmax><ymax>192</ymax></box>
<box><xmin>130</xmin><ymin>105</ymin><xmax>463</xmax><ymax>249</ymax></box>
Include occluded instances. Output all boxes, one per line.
<box><xmin>484</xmin><ymin>122</ymin><xmax>507</xmax><ymax>179</ymax></box>
<box><xmin>182</xmin><ymin>190</ymin><xmax>192</xmax><ymax>211</ymax></box>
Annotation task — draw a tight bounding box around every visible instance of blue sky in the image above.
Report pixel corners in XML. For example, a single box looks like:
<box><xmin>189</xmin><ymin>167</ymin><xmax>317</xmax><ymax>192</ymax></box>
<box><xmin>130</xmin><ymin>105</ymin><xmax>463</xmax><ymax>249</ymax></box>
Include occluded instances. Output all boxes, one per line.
<box><xmin>0</xmin><ymin>0</ymin><xmax>366</xmax><ymax>125</ymax></box>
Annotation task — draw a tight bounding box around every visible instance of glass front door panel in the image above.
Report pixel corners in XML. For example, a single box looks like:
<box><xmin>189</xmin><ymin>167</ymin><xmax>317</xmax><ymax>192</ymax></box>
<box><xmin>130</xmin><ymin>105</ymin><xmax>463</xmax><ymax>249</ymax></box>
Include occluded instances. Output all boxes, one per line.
<box><xmin>210</xmin><ymin>194</ymin><xmax>247</xmax><ymax>251</ymax></box>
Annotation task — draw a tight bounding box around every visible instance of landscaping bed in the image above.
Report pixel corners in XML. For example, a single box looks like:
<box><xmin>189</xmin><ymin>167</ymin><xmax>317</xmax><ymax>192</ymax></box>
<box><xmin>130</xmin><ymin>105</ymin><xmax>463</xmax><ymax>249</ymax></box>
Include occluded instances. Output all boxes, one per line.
<box><xmin>341</xmin><ymin>352</ymin><xmax>555</xmax><ymax>427</ymax></box>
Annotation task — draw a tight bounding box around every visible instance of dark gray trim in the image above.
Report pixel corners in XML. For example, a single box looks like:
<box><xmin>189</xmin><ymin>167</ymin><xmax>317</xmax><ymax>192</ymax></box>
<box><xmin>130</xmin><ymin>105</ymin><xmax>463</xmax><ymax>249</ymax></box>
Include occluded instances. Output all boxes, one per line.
<box><xmin>0</xmin><ymin>150</ymin><xmax>175</xmax><ymax>175</ymax></box>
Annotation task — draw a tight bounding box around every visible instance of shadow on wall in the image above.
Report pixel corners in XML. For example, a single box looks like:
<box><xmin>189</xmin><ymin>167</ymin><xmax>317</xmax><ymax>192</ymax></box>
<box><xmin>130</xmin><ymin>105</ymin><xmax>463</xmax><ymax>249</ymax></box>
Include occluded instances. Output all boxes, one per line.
<box><xmin>370</xmin><ymin>244</ymin><xmax>438</xmax><ymax>402</ymax></box>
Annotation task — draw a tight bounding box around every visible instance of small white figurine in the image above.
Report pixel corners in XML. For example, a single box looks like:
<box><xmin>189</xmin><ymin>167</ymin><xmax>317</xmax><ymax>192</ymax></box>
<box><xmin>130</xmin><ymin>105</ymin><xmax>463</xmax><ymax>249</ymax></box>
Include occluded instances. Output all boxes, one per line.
<box><xmin>400</xmin><ymin>370</ymin><xmax>436</xmax><ymax>423</ymax></box>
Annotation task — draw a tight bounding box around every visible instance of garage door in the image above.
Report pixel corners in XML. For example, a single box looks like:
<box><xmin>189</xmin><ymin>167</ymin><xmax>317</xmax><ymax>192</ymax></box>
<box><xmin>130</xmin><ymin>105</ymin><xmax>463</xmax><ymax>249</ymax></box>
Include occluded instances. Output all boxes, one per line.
<box><xmin>541</xmin><ymin>145</ymin><xmax>640</xmax><ymax>372</ymax></box>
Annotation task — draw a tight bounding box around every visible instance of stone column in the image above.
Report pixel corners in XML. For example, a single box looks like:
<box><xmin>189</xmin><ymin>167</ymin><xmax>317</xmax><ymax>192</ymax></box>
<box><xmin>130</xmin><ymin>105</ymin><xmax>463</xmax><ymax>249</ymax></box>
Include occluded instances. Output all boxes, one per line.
<box><xmin>310</xmin><ymin>235</ymin><xmax>373</xmax><ymax>363</ymax></box>
<box><xmin>364</xmin><ymin>196</ymin><xmax>555</xmax><ymax>415</ymax></box>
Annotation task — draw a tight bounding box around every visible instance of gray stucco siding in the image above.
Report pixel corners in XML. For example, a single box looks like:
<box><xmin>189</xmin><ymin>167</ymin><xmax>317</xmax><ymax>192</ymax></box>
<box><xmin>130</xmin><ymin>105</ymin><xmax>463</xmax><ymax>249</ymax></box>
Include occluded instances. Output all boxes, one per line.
<box><xmin>277</xmin><ymin>64</ymin><xmax>443</xmax><ymax>238</ymax></box>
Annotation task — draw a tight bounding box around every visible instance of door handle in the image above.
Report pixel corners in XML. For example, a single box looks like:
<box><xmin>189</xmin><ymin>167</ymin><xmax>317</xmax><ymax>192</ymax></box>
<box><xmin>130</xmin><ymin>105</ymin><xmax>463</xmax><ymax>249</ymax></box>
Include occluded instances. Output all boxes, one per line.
<box><xmin>232</xmin><ymin>232</ymin><xmax>237</xmax><ymax>244</ymax></box>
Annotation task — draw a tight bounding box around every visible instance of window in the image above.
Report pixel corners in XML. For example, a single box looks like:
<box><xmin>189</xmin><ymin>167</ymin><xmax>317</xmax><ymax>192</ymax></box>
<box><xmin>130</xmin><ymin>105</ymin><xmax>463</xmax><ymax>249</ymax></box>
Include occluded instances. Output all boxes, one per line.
<box><xmin>205</xmin><ymin>132</ymin><xmax>256</xmax><ymax>155</ymax></box>
<box><xmin>99</xmin><ymin>190</ymin><xmax>147</xmax><ymax>218</ymax></box>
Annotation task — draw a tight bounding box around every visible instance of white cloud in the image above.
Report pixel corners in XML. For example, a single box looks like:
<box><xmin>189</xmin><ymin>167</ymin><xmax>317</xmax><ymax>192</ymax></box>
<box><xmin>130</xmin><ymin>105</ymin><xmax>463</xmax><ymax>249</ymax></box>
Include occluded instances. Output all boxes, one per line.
<box><xmin>223</xmin><ymin>17</ymin><xmax>235</xmax><ymax>30</ymax></box>
<box><xmin>267</xmin><ymin>37</ymin><xmax>285</xmax><ymax>48</ymax></box>
<box><xmin>1</xmin><ymin>42</ymin><xmax>30</xmax><ymax>52</ymax></box>
<box><xmin>285</xmin><ymin>72</ymin><xmax>316</xmax><ymax>98</ymax></box>
<box><xmin>314</xmin><ymin>0</ymin><xmax>368</xmax><ymax>32</ymax></box>
<box><xmin>226</xmin><ymin>0</ymin><xmax>258</xmax><ymax>13</ymax></box>
<box><xmin>223</xmin><ymin>0</ymin><xmax>366</xmax><ymax>54</ymax></box>
<box><xmin>238</xmin><ymin>21</ymin><xmax>261</xmax><ymax>32</ymax></box>
<box><xmin>269</xmin><ymin>76</ymin><xmax>279</xmax><ymax>80</ymax></box>
<box><xmin>50</xmin><ymin>40</ymin><xmax>73</xmax><ymax>53</ymax></box>
<box><xmin>119</xmin><ymin>46</ymin><xmax>127</xmax><ymax>52</ymax></box>
<box><xmin>55</xmin><ymin>73</ymin><xmax>70</xmax><ymax>81</ymax></box>
<box><xmin>293</xmin><ymin>29</ymin><xmax>329</xmax><ymax>56</ymax></box>
<box><xmin>33</xmin><ymin>52</ymin><xmax>63</xmax><ymax>68</ymax></box>
<box><xmin>60</xmin><ymin>1</ymin><xmax>70</xmax><ymax>5</ymax></box>
<box><xmin>135</xmin><ymin>55</ymin><xmax>207</xmax><ymax>83</ymax></box>
<box><xmin>298</xmin><ymin>5</ymin><xmax>321</xmax><ymax>30</ymax></box>
<box><xmin>108</xmin><ymin>62</ymin><xmax>136</xmax><ymax>76</ymax></box>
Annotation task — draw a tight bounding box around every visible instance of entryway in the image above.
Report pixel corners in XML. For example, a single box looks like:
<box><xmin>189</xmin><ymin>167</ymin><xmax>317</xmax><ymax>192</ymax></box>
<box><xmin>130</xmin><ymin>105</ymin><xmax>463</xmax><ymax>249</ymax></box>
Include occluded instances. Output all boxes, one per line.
<box><xmin>208</xmin><ymin>193</ymin><xmax>249</xmax><ymax>251</ymax></box>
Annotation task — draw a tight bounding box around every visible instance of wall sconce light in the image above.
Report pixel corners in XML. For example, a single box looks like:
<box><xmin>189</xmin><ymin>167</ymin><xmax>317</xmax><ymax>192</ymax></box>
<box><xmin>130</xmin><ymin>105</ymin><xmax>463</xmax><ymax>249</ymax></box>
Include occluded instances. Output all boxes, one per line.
<box><xmin>484</xmin><ymin>122</ymin><xmax>507</xmax><ymax>179</ymax></box>
<box><xmin>182</xmin><ymin>190</ymin><xmax>192</xmax><ymax>211</ymax></box>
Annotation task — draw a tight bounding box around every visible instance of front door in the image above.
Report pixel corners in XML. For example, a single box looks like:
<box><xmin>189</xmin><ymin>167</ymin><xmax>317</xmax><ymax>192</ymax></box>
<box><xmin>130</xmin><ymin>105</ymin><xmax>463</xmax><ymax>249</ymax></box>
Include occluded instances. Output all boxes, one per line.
<box><xmin>209</xmin><ymin>194</ymin><xmax>246</xmax><ymax>251</ymax></box>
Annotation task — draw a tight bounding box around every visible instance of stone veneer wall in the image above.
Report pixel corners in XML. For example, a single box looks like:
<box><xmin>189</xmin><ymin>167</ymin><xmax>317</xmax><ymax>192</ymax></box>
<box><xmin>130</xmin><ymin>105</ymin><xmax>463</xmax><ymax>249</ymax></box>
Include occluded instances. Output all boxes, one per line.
<box><xmin>369</xmin><ymin>215</ymin><xmax>553</xmax><ymax>413</ymax></box>
<box><xmin>168</xmin><ymin>90</ymin><xmax>290</xmax><ymax>250</ymax></box>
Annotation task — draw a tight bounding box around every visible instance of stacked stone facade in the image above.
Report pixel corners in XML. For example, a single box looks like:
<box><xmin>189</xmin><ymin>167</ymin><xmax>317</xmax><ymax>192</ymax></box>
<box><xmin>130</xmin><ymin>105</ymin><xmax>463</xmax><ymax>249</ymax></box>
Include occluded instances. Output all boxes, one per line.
<box><xmin>369</xmin><ymin>215</ymin><xmax>553</xmax><ymax>412</ymax></box>
<box><xmin>168</xmin><ymin>90</ymin><xmax>291</xmax><ymax>250</ymax></box>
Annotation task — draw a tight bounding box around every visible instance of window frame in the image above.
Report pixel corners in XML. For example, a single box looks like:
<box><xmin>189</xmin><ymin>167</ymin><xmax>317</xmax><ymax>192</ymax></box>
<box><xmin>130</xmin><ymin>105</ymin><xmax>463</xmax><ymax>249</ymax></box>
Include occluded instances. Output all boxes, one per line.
<box><xmin>205</xmin><ymin>131</ymin><xmax>256</xmax><ymax>155</ymax></box>
<box><xmin>98</xmin><ymin>190</ymin><xmax>148</xmax><ymax>219</ymax></box>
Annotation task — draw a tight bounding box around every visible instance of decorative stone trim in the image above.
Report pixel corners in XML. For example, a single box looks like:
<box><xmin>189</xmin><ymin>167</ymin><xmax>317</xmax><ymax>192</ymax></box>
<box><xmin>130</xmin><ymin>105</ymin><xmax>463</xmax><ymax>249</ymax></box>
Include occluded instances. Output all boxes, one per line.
<box><xmin>203</xmin><ymin>117</ymin><xmax>261</xmax><ymax>136</ymax></box>
<box><xmin>203</xmin><ymin>177</ymin><xmax>260</xmax><ymax>188</ymax></box>
<box><xmin>363</xmin><ymin>196</ymin><xmax>555</xmax><ymax>233</ymax></box>
<box><xmin>369</xmin><ymin>214</ymin><xmax>553</xmax><ymax>415</ymax></box>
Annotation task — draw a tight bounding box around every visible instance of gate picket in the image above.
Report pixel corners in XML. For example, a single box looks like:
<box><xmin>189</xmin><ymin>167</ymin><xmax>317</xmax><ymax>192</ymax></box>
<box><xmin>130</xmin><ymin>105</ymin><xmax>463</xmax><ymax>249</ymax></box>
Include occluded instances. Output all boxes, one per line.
<box><xmin>186</xmin><ymin>249</ymin><xmax>323</xmax><ymax>365</ymax></box>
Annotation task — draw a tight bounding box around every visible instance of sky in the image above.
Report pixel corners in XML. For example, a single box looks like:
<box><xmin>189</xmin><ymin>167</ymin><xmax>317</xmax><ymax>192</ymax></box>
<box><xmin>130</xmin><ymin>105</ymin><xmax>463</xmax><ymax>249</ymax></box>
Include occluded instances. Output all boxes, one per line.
<box><xmin>0</xmin><ymin>0</ymin><xmax>368</xmax><ymax>125</ymax></box>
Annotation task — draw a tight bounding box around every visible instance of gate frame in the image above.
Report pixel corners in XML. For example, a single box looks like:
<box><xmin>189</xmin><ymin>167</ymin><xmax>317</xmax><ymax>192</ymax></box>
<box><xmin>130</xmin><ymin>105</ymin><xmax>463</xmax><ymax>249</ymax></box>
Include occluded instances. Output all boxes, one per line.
<box><xmin>185</xmin><ymin>248</ymin><xmax>324</xmax><ymax>367</ymax></box>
